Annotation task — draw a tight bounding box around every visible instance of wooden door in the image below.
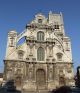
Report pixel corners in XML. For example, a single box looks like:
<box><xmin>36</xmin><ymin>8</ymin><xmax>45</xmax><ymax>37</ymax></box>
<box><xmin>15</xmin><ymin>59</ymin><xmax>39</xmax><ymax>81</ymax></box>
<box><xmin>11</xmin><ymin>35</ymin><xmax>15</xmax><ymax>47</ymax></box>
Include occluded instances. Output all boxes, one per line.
<box><xmin>36</xmin><ymin>69</ymin><xmax>46</xmax><ymax>90</ymax></box>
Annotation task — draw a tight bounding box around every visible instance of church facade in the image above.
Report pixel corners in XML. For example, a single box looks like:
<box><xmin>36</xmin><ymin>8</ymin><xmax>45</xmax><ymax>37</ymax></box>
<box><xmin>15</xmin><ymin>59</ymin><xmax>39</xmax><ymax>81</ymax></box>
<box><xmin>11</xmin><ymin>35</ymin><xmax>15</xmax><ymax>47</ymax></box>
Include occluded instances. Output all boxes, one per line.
<box><xmin>4</xmin><ymin>11</ymin><xmax>75</xmax><ymax>92</ymax></box>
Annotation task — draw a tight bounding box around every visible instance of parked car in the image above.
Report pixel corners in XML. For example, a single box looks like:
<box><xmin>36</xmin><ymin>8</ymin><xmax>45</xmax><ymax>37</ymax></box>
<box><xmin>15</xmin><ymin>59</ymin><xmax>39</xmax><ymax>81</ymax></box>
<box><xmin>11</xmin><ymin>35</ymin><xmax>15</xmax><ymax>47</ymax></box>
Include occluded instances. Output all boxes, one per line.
<box><xmin>0</xmin><ymin>79</ymin><xmax>21</xmax><ymax>93</ymax></box>
<box><xmin>4</xmin><ymin>80</ymin><xmax>16</xmax><ymax>92</ymax></box>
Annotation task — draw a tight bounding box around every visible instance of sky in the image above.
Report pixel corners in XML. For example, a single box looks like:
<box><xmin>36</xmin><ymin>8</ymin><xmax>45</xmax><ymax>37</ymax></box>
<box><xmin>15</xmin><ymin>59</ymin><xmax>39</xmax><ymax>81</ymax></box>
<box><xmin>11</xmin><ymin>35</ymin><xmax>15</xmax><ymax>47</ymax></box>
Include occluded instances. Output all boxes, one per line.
<box><xmin>0</xmin><ymin>0</ymin><xmax>80</xmax><ymax>73</ymax></box>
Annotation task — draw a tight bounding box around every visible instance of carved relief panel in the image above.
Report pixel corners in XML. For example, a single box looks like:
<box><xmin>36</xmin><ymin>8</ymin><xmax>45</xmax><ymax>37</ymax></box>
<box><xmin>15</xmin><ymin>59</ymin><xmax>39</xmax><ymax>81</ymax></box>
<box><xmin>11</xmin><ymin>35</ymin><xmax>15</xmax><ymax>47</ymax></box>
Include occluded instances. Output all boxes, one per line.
<box><xmin>6</xmin><ymin>62</ymin><xmax>14</xmax><ymax>80</ymax></box>
<box><xmin>7</xmin><ymin>69</ymin><xmax>13</xmax><ymax>80</ymax></box>
<box><xmin>27</xmin><ymin>41</ymin><xmax>35</xmax><ymax>56</ymax></box>
<box><xmin>14</xmin><ymin>62</ymin><xmax>24</xmax><ymax>77</ymax></box>
<box><xmin>28</xmin><ymin>63</ymin><xmax>34</xmax><ymax>80</ymax></box>
<box><xmin>47</xmin><ymin>64</ymin><xmax>54</xmax><ymax>80</ymax></box>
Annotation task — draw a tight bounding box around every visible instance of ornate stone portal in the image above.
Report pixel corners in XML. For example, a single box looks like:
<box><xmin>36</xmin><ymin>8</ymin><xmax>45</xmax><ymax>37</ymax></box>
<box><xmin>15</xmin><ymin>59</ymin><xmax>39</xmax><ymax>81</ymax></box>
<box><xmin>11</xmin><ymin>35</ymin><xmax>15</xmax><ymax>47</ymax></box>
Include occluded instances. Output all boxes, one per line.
<box><xmin>4</xmin><ymin>11</ymin><xmax>75</xmax><ymax>92</ymax></box>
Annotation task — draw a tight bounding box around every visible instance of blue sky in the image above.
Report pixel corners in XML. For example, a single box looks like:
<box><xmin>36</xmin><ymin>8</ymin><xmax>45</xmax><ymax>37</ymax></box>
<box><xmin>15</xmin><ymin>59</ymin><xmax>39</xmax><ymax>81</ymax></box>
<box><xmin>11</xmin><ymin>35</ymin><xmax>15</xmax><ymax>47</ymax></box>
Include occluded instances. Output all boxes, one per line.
<box><xmin>0</xmin><ymin>0</ymin><xmax>80</xmax><ymax>73</ymax></box>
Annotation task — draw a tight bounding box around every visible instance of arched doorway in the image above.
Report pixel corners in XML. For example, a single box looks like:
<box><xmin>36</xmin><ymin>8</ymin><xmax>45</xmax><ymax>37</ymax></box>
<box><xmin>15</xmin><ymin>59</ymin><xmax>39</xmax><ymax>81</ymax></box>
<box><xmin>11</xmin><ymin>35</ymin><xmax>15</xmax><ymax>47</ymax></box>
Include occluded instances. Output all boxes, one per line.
<box><xmin>36</xmin><ymin>69</ymin><xmax>46</xmax><ymax>90</ymax></box>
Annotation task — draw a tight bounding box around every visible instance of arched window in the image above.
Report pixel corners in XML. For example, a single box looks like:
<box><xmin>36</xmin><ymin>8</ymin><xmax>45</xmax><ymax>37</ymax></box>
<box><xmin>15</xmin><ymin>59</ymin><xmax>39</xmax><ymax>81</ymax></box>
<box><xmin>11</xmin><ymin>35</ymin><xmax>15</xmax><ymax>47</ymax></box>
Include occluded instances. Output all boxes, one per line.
<box><xmin>37</xmin><ymin>47</ymin><xmax>45</xmax><ymax>61</ymax></box>
<box><xmin>56</xmin><ymin>53</ymin><xmax>63</xmax><ymax>61</ymax></box>
<box><xmin>37</xmin><ymin>31</ymin><xmax>44</xmax><ymax>41</ymax></box>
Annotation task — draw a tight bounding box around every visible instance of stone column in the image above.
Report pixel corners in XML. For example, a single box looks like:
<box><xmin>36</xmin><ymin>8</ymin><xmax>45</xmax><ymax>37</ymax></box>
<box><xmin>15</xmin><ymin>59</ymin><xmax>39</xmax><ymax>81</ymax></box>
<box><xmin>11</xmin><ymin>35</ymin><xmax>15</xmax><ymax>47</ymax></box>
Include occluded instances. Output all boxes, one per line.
<box><xmin>49</xmin><ymin>45</ymin><xmax>53</xmax><ymax>57</ymax></box>
<box><xmin>54</xmin><ymin>64</ymin><xmax>59</xmax><ymax>87</ymax></box>
<box><xmin>26</xmin><ymin>63</ymin><xmax>29</xmax><ymax>80</ymax></box>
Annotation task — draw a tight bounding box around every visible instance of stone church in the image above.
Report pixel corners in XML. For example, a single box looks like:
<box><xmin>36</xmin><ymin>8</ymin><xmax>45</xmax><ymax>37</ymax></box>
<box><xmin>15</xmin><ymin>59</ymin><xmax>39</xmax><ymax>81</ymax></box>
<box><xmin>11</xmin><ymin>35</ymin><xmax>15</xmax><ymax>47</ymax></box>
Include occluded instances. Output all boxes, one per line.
<box><xmin>4</xmin><ymin>11</ymin><xmax>75</xmax><ymax>92</ymax></box>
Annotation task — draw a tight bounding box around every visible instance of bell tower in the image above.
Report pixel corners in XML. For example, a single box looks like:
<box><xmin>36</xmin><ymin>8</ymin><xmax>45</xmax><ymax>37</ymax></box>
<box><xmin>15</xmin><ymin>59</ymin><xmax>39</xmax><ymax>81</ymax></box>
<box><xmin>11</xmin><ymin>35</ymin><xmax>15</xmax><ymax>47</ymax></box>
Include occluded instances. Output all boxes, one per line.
<box><xmin>5</xmin><ymin>30</ymin><xmax>17</xmax><ymax>59</ymax></box>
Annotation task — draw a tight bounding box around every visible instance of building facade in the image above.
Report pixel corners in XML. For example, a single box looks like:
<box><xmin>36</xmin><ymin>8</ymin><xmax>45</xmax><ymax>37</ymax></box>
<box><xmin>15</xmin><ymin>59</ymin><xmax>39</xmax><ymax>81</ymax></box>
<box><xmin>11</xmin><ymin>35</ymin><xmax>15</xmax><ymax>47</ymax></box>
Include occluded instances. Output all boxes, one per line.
<box><xmin>4</xmin><ymin>11</ymin><xmax>75</xmax><ymax>92</ymax></box>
